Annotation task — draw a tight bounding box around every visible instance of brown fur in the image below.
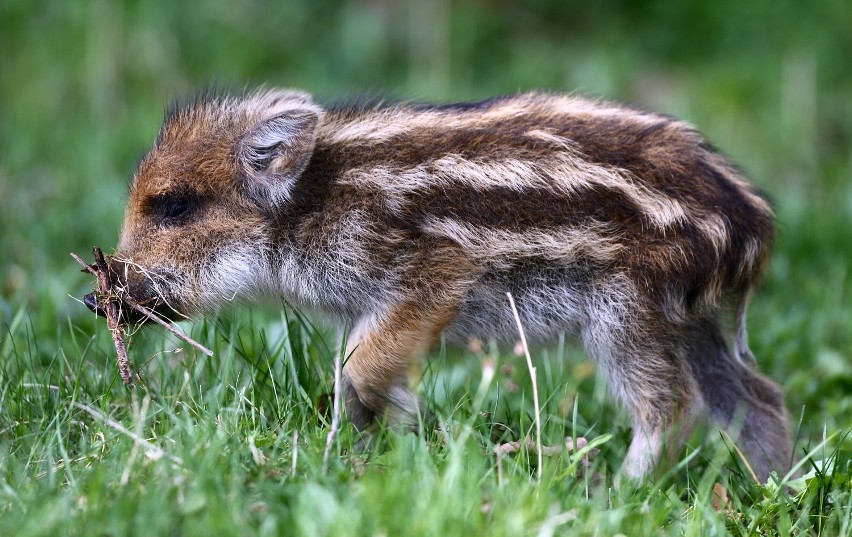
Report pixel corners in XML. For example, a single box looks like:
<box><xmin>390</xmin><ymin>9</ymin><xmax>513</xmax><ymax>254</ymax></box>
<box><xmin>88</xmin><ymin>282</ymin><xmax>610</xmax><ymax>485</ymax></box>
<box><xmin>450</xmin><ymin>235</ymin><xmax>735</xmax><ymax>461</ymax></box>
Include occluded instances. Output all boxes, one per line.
<box><xmin>91</xmin><ymin>88</ymin><xmax>790</xmax><ymax>481</ymax></box>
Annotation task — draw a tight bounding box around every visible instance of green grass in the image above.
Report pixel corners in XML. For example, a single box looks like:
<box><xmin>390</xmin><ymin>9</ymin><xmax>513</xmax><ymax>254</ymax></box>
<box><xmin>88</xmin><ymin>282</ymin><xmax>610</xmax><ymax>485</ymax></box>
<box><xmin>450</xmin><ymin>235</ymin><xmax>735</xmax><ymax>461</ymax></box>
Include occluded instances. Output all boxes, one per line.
<box><xmin>0</xmin><ymin>309</ymin><xmax>850</xmax><ymax>536</ymax></box>
<box><xmin>1</xmin><ymin>1</ymin><xmax>851</xmax><ymax>534</ymax></box>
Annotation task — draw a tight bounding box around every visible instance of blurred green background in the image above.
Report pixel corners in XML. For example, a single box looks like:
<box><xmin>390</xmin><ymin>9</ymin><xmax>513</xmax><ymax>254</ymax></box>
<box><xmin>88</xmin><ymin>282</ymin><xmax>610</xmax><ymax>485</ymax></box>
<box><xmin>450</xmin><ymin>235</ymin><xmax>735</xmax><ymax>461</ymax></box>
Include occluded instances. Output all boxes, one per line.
<box><xmin>1</xmin><ymin>0</ymin><xmax>850</xmax><ymax>432</ymax></box>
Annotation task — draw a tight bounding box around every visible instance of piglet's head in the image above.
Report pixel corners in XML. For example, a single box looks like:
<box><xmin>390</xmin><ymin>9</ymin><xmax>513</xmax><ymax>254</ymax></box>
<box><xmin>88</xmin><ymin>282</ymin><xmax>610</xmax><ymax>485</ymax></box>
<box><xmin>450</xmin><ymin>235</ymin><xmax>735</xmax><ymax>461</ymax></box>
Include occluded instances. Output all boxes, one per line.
<box><xmin>84</xmin><ymin>89</ymin><xmax>322</xmax><ymax>322</ymax></box>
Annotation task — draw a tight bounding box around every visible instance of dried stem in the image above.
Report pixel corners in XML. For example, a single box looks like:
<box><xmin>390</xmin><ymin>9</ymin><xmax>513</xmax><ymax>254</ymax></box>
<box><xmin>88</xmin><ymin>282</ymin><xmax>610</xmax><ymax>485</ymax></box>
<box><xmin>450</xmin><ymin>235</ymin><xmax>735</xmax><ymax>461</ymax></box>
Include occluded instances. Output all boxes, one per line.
<box><xmin>75</xmin><ymin>402</ymin><xmax>182</xmax><ymax>466</ymax></box>
<box><xmin>507</xmin><ymin>291</ymin><xmax>543</xmax><ymax>482</ymax></box>
<box><xmin>322</xmin><ymin>348</ymin><xmax>343</xmax><ymax>474</ymax></box>
<box><xmin>91</xmin><ymin>247</ymin><xmax>134</xmax><ymax>386</ymax></box>
<box><xmin>120</xmin><ymin>294</ymin><xmax>213</xmax><ymax>357</ymax></box>
<box><xmin>721</xmin><ymin>430</ymin><xmax>760</xmax><ymax>483</ymax></box>
<box><xmin>70</xmin><ymin>251</ymin><xmax>98</xmax><ymax>276</ymax></box>
<box><xmin>494</xmin><ymin>436</ymin><xmax>588</xmax><ymax>457</ymax></box>
<box><xmin>493</xmin><ymin>436</ymin><xmax>596</xmax><ymax>487</ymax></box>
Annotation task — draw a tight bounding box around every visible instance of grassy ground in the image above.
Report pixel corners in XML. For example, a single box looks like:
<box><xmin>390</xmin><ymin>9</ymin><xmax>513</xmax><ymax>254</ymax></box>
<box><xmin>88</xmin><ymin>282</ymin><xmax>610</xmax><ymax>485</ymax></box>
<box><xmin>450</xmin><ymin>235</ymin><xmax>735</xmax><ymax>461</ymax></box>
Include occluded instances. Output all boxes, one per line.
<box><xmin>1</xmin><ymin>1</ymin><xmax>851</xmax><ymax>535</ymax></box>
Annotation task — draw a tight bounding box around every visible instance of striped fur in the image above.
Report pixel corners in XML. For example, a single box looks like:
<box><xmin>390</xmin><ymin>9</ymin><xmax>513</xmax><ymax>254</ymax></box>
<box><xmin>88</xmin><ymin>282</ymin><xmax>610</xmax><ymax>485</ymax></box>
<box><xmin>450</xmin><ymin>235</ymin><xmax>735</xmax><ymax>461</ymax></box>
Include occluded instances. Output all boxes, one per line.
<box><xmin>99</xmin><ymin>88</ymin><xmax>789</xmax><ymax>481</ymax></box>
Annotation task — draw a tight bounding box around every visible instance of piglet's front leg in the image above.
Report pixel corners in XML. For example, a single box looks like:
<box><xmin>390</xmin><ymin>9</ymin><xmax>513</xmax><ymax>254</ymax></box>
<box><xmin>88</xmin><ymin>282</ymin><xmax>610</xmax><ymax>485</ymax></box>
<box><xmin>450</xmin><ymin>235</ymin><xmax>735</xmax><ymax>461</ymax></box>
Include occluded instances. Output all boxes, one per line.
<box><xmin>342</xmin><ymin>241</ymin><xmax>476</xmax><ymax>430</ymax></box>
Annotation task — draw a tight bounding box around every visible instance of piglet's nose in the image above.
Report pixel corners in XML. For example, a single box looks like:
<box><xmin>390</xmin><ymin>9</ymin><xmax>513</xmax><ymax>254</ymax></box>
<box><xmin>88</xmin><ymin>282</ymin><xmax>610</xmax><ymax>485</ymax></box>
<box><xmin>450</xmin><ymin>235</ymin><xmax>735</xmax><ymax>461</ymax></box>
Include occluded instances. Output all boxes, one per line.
<box><xmin>83</xmin><ymin>292</ymin><xmax>106</xmax><ymax>317</ymax></box>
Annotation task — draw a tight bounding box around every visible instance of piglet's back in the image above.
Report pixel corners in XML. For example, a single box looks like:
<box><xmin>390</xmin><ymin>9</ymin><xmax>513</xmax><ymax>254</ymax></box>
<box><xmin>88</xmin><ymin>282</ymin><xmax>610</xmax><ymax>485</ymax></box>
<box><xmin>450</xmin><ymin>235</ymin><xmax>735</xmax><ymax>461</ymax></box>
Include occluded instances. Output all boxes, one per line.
<box><xmin>313</xmin><ymin>92</ymin><xmax>774</xmax><ymax>311</ymax></box>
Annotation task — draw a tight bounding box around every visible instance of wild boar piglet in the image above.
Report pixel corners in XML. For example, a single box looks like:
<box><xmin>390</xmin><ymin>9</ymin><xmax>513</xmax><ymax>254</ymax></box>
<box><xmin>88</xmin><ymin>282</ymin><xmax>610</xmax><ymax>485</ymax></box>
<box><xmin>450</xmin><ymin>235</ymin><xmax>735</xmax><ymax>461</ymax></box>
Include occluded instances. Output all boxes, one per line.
<box><xmin>85</xmin><ymin>89</ymin><xmax>790</xmax><ymax>481</ymax></box>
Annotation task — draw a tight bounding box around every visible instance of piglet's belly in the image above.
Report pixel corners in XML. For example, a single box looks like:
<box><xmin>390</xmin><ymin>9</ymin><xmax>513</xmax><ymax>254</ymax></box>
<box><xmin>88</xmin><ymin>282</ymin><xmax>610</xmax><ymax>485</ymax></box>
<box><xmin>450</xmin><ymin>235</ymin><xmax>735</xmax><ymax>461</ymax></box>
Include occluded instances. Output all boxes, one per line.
<box><xmin>445</xmin><ymin>279</ymin><xmax>589</xmax><ymax>345</ymax></box>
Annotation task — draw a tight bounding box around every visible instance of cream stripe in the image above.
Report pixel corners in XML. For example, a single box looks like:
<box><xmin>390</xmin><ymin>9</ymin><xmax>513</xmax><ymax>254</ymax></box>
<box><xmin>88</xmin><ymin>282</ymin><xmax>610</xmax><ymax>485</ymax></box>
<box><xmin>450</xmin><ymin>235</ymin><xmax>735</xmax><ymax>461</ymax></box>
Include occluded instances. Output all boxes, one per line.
<box><xmin>339</xmin><ymin>153</ymin><xmax>689</xmax><ymax>229</ymax></box>
<box><xmin>420</xmin><ymin>217</ymin><xmax>624</xmax><ymax>269</ymax></box>
<box><xmin>322</xmin><ymin>92</ymin><xmax>664</xmax><ymax>146</ymax></box>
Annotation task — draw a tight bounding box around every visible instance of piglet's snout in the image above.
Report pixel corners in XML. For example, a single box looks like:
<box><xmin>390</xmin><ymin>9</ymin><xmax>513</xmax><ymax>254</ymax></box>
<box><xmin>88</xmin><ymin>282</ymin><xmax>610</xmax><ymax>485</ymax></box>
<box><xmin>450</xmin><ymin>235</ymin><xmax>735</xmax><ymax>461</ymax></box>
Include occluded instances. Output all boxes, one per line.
<box><xmin>83</xmin><ymin>292</ymin><xmax>105</xmax><ymax>316</ymax></box>
<box><xmin>81</xmin><ymin>259</ymin><xmax>164</xmax><ymax>324</ymax></box>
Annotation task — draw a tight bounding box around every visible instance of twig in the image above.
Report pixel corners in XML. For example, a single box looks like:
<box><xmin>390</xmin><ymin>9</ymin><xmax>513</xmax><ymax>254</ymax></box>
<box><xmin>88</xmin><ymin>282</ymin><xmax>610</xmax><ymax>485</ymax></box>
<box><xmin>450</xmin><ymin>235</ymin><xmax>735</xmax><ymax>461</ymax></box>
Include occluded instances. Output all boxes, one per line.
<box><xmin>121</xmin><ymin>294</ymin><xmax>214</xmax><ymax>357</ymax></box>
<box><xmin>721</xmin><ymin>430</ymin><xmax>760</xmax><ymax>483</ymax></box>
<box><xmin>71</xmin><ymin>251</ymin><xmax>98</xmax><ymax>277</ymax></box>
<box><xmin>22</xmin><ymin>383</ymin><xmax>60</xmax><ymax>391</ymax></box>
<box><xmin>75</xmin><ymin>402</ymin><xmax>182</xmax><ymax>466</ymax></box>
<box><xmin>322</xmin><ymin>349</ymin><xmax>343</xmax><ymax>474</ymax></box>
<box><xmin>538</xmin><ymin>508</ymin><xmax>579</xmax><ymax>537</ymax></box>
<box><xmin>493</xmin><ymin>435</ymin><xmax>598</xmax><ymax>487</ymax></box>
<box><xmin>507</xmin><ymin>291</ymin><xmax>543</xmax><ymax>482</ymax></box>
<box><xmin>91</xmin><ymin>247</ymin><xmax>134</xmax><ymax>386</ymax></box>
<box><xmin>71</xmin><ymin>251</ymin><xmax>214</xmax><ymax>358</ymax></box>
<box><xmin>494</xmin><ymin>436</ymin><xmax>588</xmax><ymax>457</ymax></box>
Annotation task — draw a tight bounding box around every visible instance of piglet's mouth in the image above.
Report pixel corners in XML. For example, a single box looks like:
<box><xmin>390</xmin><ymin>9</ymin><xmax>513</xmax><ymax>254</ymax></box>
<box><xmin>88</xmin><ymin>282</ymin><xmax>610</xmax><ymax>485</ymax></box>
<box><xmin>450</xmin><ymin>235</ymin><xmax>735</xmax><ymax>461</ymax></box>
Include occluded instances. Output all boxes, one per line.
<box><xmin>82</xmin><ymin>291</ymin><xmax>178</xmax><ymax>325</ymax></box>
<box><xmin>74</xmin><ymin>249</ymin><xmax>183</xmax><ymax>326</ymax></box>
<box><xmin>73</xmin><ymin>248</ymin><xmax>213</xmax><ymax>387</ymax></box>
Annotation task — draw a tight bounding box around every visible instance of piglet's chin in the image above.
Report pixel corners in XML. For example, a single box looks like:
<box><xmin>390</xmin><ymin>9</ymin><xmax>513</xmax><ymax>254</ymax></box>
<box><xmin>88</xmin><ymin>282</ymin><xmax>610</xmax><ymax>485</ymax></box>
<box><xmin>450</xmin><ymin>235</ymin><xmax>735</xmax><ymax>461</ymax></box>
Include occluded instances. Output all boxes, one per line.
<box><xmin>136</xmin><ymin>295</ymin><xmax>191</xmax><ymax>323</ymax></box>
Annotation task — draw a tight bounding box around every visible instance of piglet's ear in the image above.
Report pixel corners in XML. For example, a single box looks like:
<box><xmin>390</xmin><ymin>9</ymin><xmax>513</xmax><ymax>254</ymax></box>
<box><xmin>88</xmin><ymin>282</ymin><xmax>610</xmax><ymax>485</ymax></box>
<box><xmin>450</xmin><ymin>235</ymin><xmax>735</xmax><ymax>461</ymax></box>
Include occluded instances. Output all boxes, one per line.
<box><xmin>238</xmin><ymin>110</ymin><xmax>319</xmax><ymax>203</ymax></box>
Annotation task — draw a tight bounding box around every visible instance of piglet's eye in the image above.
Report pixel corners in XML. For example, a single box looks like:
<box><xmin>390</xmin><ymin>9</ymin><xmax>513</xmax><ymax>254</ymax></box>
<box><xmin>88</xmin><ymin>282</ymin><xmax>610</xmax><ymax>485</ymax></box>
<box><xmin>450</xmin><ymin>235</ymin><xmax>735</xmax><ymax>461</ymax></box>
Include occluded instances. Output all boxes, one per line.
<box><xmin>148</xmin><ymin>192</ymin><xmax>198</xmax><ymax>223</ymax></box>
<box><xmin>163</xmin><ymin>199</ymin><xmax>189</xmax><ymax>219</ymax></box>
